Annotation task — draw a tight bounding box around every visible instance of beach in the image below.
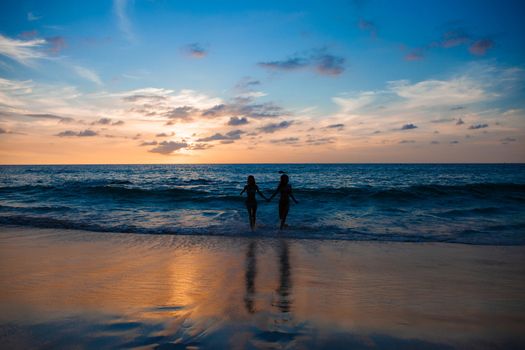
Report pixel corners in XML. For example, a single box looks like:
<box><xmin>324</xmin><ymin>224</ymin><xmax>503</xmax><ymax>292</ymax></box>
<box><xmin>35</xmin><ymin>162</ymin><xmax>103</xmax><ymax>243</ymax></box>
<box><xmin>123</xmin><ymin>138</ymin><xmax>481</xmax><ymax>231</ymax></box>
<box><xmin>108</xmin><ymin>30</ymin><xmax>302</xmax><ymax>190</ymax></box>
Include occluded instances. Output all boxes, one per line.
<box><xmin>0</xmin><ymin>226</ymin><xmax>524</xmax><ymax>349</ymax></box>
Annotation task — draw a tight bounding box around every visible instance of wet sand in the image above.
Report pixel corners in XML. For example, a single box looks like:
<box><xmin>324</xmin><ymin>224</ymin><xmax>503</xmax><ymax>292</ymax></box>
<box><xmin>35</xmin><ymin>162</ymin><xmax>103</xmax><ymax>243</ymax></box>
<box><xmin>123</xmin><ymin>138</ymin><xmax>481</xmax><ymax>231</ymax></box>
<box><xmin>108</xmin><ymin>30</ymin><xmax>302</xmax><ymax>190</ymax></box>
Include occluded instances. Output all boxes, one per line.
<box><xmin>0</xmin><ymin>227</ymin><xmax>524</xmax><ymax>349</ymax></box>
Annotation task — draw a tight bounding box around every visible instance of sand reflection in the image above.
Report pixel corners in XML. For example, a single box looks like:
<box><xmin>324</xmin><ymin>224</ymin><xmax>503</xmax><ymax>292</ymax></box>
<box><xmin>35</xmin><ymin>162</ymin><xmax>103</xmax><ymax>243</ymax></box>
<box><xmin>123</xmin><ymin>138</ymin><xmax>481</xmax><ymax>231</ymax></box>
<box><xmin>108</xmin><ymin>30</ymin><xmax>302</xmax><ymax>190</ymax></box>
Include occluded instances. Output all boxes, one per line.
<box><xmin>0</xmin><ymin>228</ymin><xmax>524</xmax><ymax>349</ymax></box>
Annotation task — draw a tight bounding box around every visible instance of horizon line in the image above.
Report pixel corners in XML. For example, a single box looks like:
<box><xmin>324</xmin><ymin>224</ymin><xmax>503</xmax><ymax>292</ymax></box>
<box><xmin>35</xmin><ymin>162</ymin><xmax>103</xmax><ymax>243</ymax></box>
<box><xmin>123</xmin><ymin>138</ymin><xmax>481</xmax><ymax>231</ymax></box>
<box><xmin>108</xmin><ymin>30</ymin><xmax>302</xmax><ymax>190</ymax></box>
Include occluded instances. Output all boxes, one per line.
<box><xmin>1</xmin><ymin>162</ymin><xmax>524</xmax><ymax>166</ymax></box>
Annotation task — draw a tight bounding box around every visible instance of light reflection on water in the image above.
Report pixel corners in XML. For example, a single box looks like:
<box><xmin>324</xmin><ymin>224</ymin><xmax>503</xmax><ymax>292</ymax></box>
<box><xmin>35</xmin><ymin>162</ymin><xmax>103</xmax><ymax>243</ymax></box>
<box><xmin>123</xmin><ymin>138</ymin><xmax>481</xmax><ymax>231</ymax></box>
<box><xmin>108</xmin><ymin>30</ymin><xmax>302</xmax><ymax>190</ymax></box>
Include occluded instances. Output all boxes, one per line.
<box><xmin>0</xmin><ymin>228</ymin><xmax>524</xmax><ymax>349</ymax></box>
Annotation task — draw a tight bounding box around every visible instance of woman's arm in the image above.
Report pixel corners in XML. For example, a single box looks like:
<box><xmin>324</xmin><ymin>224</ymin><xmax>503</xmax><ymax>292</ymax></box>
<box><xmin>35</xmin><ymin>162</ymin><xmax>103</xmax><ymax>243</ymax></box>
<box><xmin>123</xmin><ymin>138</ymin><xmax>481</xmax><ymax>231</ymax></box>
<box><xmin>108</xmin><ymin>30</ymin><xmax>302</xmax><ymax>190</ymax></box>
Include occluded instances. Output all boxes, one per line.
<box><xmin>240</xmin><ymin>185</ymin><xmax>247</xmax><ymax>196</ymax></box>
<box><xmin>268</xmin><ymin>185</ymin><xmax>280</xmax><ymax>202</ymax></box>
<box><xmin>256</xmin><ymin>186</ymin><xmax>268</xmax><ymax>200</ymax></box>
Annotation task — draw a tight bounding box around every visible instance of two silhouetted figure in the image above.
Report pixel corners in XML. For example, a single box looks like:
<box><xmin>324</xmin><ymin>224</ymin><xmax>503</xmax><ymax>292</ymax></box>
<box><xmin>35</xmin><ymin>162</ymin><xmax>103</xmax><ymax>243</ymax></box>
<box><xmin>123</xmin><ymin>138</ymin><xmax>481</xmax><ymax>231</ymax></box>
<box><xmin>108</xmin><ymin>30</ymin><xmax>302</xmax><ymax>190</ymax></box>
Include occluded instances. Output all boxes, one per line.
<box><xmin>240</xmin><ymin>174</ymin><xmax>298</xmax><ymax>230</ymax></box>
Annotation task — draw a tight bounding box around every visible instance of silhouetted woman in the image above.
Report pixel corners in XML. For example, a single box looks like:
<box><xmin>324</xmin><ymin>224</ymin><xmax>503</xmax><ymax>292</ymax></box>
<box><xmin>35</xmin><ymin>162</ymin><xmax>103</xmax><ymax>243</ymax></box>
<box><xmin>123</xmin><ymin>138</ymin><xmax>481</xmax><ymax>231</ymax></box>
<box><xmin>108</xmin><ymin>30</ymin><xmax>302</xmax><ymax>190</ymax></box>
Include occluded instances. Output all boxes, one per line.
<box><xmin>268</xmin><ymin>174</ymin><xmax>298</xmax><ymax>229</ymax></box>
<box><xmin>240</xmin><ymin>175</ymin><xmax>267</xmax><ymax>230</ymax></box>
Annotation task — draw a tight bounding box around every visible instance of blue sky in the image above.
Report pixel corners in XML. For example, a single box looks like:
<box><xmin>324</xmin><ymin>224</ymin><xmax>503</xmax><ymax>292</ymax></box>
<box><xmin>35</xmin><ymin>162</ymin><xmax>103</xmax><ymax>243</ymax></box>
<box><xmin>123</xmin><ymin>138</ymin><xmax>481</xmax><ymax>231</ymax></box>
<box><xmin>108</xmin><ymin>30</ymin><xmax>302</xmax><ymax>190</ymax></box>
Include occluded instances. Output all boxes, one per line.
<box><xmin>0</xmin><ymin>0</ymin><xmax>524</xmax><ymax>163</ymax></box>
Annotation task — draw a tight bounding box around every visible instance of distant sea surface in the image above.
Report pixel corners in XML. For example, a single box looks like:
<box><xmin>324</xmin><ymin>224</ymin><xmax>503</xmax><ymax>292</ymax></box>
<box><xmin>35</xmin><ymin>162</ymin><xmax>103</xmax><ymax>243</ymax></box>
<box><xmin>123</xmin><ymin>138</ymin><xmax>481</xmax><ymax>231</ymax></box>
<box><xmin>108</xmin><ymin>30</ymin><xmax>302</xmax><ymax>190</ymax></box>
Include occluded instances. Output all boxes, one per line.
<box><xmin>0</xmin><ymin>164</ymin><xmax>524</xmax><ymax>245</ymax></box>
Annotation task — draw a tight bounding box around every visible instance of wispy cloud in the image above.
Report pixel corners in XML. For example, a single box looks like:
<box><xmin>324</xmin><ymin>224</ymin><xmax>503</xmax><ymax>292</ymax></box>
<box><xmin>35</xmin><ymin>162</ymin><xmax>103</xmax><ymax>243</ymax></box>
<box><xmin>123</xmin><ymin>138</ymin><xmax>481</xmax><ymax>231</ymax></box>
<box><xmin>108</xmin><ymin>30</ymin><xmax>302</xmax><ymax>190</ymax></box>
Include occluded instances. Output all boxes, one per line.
<box><xmin>26</xmin><ymin>113</ymin><xmax>74</xmax><ymax>123</ymax></box>
<box><xmin>114</xmin><ymin>0</ymin><xmax>135</xmax><ymax>43</ymax></box>
<box><xmin>270</xmin><ymin>137</ymin><xmax>300</xmax><ymax>144</ymax></box>
<box><xmin>404</xmin><ymin>25</ymin><xmax>495</xmax><ymax>61</ymax></box>
<box><xmin>91</xmin><ymin>117</ymin><xmax>124</xmax><ymax>126</ymax></box>
<box><xmin>139</xmin><ymin>141</ymin><xmax>157</xmax><ymax>146</ymax></box>
<box><xmin>149</xmin><ymin>141</ymin><xmax>188</xmax><ymax>155</ymax></box>
<box><xmin>228</xmin><ymin>116</ymin><xmax>249</xmax><ymax>125</ymax></box>
<box><xmin>324</xmin><ymin>123</ymin><xmax>345</xmax><ymax>130</ymax></box>
<box><xmin>73</xmin><ymin>65</ymin><xmax>103</xmax><ymax>85</ymax></box>
<box><xmin>27</xmin><ymin>12</ymin><xmax>42</xmax><ymax>22</ymax></box>
<box><xmin>45</xmin><ymin>36</ymin><xmax>66</xmax><ymax>53</ymax></box>
<box><xmin>400</xmin><ymin>123</ymin><xmax>417</xmax><ymax>130</ymax></box>
<box><xmin>404</xmin><ymin>50</ymin><xmax>424</xmax><ymax>61</ymax></box>
<box><xmin>0</xmin><ymin>34</ymin><xmax>46</xmax><ymax>66</ymax></box>
<box><xmin>235</xmin><ymin>77</ymin><xmax>261</xmax><ymax>91</ymax></box>
<box><xmin>358</xmin><ymin>19</ymin><xmax>377</xmax><ymax>38</ymax></box>
<box><xmin>469</xmin><ymin>39</ymin><xmax>494</xmax><ymax>56</ymax></box>
<box><xmin>258</xmin><ymin>49</ymin><xmax>345</xmax><ymax>76</ymax></box>
<box><xmin>56</xmin><ymin>129</ymin><xmax>98</xmax><ymax>137</ymax></box>
<box><xmin>182</xmin><ymin>43</ymin><xmax>208</xmax><ymax>58</ymax></box>
<box><xmin>258</xmin><ymin>120</ymin><xmax>293</xmax><ymax>133</ymax></box>
<box><xmin>468</xmin><ymin>123</ymin><xmax>488</xmax><ymax>129</ymax></box>
<box><xmin>197</xmin><ymin>129</ymin><xmax>244</xmax><ymax>142</ymax></box>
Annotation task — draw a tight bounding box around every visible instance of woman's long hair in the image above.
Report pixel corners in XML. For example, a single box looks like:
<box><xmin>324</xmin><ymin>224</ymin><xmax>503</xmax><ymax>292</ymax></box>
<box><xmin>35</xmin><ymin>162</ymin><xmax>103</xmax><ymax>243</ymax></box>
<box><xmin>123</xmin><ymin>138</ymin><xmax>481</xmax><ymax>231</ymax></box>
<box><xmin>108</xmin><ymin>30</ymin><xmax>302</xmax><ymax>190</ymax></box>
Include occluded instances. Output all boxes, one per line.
<box><xmin>279</xmin><ymin>174</ymin><xmax>289</xmax><ymax>187</ymax></box>
<box><xmin>247</xmin><ymin>175</ymin><xmax>256</xmax><ymax>186</ymax></box>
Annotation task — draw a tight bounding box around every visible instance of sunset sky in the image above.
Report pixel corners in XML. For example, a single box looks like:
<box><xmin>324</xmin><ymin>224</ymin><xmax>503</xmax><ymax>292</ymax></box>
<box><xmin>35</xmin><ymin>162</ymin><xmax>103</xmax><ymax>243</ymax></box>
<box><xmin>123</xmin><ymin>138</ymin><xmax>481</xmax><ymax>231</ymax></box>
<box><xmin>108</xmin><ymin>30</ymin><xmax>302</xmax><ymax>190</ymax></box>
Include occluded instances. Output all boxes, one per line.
<box><xmin>0</xmin><ymin>0</ymin><xmax>524</xmax><ymax>164</ymax></box>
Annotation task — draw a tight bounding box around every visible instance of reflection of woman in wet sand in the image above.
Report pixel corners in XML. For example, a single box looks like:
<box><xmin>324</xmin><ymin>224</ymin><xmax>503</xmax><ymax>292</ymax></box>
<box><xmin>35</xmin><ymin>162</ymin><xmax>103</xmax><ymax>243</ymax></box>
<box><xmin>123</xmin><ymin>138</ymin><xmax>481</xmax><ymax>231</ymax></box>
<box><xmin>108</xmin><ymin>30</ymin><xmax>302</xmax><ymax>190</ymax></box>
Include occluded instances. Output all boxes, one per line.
<box><xmin>240</xmin><ymin>175</ymin><xmax>267</xmax><ymax>230</ymax></box>
<box><xmin>268</xmin><ymin>174</ymin><xmax>298</xmax><ymax>230</ymax></box>
<box><xmin>243</xmin><ymin>240</ymin><xmax>292</xmax><ymax>315</ymax></box>
<box><xmin>244</xmin><ymin>241</ymin><xmax>256</xmax><ymax>314</ymax></box>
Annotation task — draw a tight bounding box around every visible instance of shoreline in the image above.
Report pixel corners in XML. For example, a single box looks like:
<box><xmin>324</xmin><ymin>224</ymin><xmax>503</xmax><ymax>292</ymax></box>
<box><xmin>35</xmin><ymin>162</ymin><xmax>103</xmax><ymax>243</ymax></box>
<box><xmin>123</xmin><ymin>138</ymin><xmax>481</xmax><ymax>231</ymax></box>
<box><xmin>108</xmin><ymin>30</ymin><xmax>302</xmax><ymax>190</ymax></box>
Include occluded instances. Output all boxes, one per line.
<box><xmin>1</xmin><ymin>226</ymin><xmax>524</xmax><ymax>349</ymax></box>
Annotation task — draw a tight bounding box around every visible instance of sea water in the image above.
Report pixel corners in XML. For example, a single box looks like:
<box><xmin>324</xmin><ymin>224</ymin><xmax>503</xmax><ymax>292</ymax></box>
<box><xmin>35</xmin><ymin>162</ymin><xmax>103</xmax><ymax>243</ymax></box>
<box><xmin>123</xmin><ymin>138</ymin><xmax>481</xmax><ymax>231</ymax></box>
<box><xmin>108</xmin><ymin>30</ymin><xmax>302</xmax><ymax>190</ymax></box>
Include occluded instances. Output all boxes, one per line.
<box><xmin>0</xmin><ymin>164</ymin><xmax>524</xmax><ymax>244</ymax></box>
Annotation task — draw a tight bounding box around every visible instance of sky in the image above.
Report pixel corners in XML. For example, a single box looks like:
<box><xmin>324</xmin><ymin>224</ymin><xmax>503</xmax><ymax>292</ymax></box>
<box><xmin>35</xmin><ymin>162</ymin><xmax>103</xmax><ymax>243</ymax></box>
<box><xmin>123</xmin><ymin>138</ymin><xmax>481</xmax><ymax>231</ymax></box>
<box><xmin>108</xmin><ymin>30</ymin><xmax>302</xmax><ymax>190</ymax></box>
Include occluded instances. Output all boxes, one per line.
<box><xmin>0</xmin><ymin>0</ymin><xmax>524</xmax><ymax>164</ymax></box>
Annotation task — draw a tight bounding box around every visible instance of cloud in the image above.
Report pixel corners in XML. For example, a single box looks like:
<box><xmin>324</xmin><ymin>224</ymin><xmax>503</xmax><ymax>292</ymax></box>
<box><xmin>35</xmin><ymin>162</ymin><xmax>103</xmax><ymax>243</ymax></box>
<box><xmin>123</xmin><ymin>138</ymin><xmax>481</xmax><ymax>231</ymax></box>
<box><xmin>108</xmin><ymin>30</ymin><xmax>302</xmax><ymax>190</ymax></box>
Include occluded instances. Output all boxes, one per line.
<box><xmin>469</xmin><ymin>39</ymin><xmax>494</xmax><ymax>56</ymax></box>
<box><xmin>258</xmin><ymin>57</ymin><xmax>308</xmax><ymax>71</ymax></box>
<box><xmin>258</xmin><ymin>49</ymin><xmax>345</xmax><ymax>76</ymax></box>
<box><xmin>25</xmin><ymin>113</ymin><xmax>74</xmax><ymax>123</ymax></box>
<box><xmin>122</xmin><ymin>94</ymin><xmax>167</xmax><ymax>103</ymax></box>
<box><xmin>435</xmin><ymin>29</ymin><xmax>470</xmax><ymax>48</ymax></box>
<box><xmin>431</xmin><ymin>118</ymin><xmax>455</xmax><ymax>123</ymax></box>
<box><xmin>235</xmin><ymin>77</ymin><xmax>260</xmax><ymax>91</ymax></box>
<box><xmin>121</xmin><ymin>87</ymin><xmax>286</xmax><ymax>125</ymax></box>
<box><xmin>156</xmin><ymin>132</ymin><xmax>174</xmax><ymax>137</ymax></box>
<box><xmin>389</xmin><ymin>77</ymin><xmax>487</xmax><ymax>107</ymax></box>
<box><xmin>201</xmin><ymin>104</ymin><xmax>228</xmax><ymax>117</ymax></box>
<box><xmin>114</xmin><ymin>0</ymin><xmax>135</xmax><ymax>42</ymax></box>
<box><xmin>56</xmin><ymin>129</ymin><xmax>98</xmax><ymax>137</ymax></box>
<box><xmin>183</xmin><ymin>43</ymin><xmax>208</xmax><ymax>58</ymax></box>
<box><xmin>305</xmin><ymin>136</ymin><xmax>335</xmax><ymax>145</ymax></box>
<box><xmin>450</xmin><ymin>140</ymin><xmax>459</xmax><ymax>144</ymax></box>
<box><xmin>0</xmin><ymin>34</ymin><xmax>46</xmax><ymax>66</ymax></box>
<box><xmin>149</xmin><ymin>141</ymin><xmax>188</xmax><ymax>155</ymax></box>
<box><xmin>27</xmin><ymin>12</ymin><xmax>42</xmax><ymax>21</ymax></box>
<box><xmin>501</xmin><ymin>137</ymin><xmax>516</xmax><ymax>144</ymax></box>
<box><xmin>165</xmin><ymin>106</ymin><xmax>198</xmax><ymax>121</ymax></box>
<box><xmin>140</xmin><ymin>141</ymin><xmax>157</xmax><ymax>146</ymax></box>
<box><xmin>197</xmin><ymin>129</ymin><xmax>244</xmax><ymax>142</ymax></box>
<box><xmin>358</xmin><ymin>19</ymin><xmax>377</xmax><ymax>38</ymax></box>
<box><xmin>235</xmin><ymin>102</ymin><xmax>286</xmax><ymax>119</ymax></box>
<box><xmin>91</xmin><ymin>117</ymin><xmax>111</xmax><ymax>125</ymax></box>
<box><xmin>468</xmin><ymin>123</ymin><xmax>488</xmax><ymax>129</ymax></box>
<box><xmin>430</xmin><ymin>140</ymin><xmax>440</xmax><ymax>144</ymax></box>
<box><xmin>399</xmin><ymin>139</ymin><xmax>416</xmax><ymax>144</ymax></box>
<box><xmin>324</xmin><ymin>123</ymin><xmax>344</xmax><ymax>130</ymax></box>
<box><xmin>73</xmin><ymin>65</ymin><xmax>103</xmax><ymax>85</ymax></box>
<box><xmin>187</xmin><ymin>143</ymin><xmax>213</xmax><ymax>150</ymax></box>
<box><xmin>315</xmin><ymin>54</ymin><xmax>345</xmax><ymax>76</ymax></box>
<box><xmin>228</xmin><ymin>116</ymin><xmax>249</xmax><ymax>125</ymax></box>
<box><xmin>404</xmin><ymin>50</ymin><xmax>424</xmax><ymax>61</ymax></box>
<box><xmin>45</xmin><ymin>36</ymin><xmax>66</xmax><ymax>53</ymax></box>
<box><xmin>456</xmin><ymin>118</ymin><xmax>465</xmax><ymax>125</ymax></box>
<box><xmin>91</xmin><ymin>117</ymin><xmax>124</xmax><ymax>126</ymax></box>
<box><xmin>258</xmin><ymin>120</ymin><xmax>293</xmax><ymax>133</ymax></box>
<box><xmin>404</xmin><ymin>25</ymin><xmax>495</xmax><ymax>61</ymax></box>
<box><xmin>400</xmin><ymin>123</ymin><xmax>417</xmax><ymax>130</ymax></box>
<box><xmin>270</xmin><ymin>137</ymin><xmax>300</xmax><ymax>144</ymax></box>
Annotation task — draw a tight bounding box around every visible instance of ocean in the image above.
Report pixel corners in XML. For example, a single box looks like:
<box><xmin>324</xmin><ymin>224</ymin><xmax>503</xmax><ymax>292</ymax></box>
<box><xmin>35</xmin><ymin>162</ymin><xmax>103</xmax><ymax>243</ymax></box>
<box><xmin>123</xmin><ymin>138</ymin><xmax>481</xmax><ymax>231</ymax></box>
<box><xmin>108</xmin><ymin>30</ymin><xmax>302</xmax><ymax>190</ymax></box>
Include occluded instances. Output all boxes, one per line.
<box><xmin>0</xmin><ymin>164</ymin><xmax>524</xmax><ymax>245</ymax></box>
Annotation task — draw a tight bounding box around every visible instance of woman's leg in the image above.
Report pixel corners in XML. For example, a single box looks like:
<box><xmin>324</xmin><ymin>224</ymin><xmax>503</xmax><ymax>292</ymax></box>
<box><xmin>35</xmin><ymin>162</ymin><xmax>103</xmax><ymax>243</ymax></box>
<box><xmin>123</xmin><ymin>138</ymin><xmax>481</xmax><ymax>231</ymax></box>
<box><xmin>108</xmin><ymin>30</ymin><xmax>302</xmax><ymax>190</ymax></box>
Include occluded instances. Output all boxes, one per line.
<box><xmin>251</xmin><ymin>205</ymin><xmax>257</xmax><ymax>228</ymax></box>
<box><xmin>279</xmin><ymin>202</ymin><xmax>289</xmax><ymax>229</ymax></box>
